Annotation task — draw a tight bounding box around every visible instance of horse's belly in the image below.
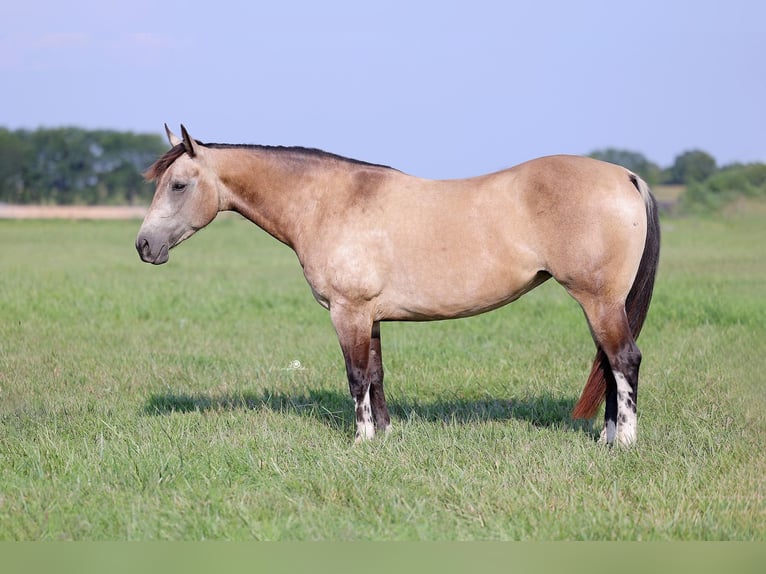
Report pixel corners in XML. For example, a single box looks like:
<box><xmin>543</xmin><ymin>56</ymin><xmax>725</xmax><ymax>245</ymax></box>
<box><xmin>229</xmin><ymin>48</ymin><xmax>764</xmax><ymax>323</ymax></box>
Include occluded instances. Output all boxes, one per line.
<box><xmin>378</xmin><ymin>260</ymin><xmax>544</xmax><ymax>321</ymax></box>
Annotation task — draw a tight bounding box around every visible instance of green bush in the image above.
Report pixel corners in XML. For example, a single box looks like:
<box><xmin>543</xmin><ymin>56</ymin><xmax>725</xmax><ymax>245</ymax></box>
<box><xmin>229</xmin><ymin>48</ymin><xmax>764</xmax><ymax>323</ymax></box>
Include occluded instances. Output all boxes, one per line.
<box><xmin>680</xmin><ymin>163</ymin><xmax>766</xmax><ymax>212</ymax></box>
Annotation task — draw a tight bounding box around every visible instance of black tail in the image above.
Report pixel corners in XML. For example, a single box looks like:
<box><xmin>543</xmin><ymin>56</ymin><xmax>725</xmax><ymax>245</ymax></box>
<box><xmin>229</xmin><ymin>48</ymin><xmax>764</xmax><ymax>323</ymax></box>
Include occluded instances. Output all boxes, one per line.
<box><xmin>572</xmin><ymin>173</ymin><xmax>660</xmax><ymax>419</ymax></box>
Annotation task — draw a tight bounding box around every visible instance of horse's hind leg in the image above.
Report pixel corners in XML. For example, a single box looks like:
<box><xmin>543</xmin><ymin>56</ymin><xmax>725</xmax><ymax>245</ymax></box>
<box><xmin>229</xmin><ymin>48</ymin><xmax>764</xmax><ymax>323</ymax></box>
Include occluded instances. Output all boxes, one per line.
<box><xmin>578</xmin><ymin>298</ymin><xmax>642</xmax><ymax>446</ymax></box>
<box><xmin>602</xmin><ymin>335</ymin><xmax>641</xmax><ymax>446</ymax></box>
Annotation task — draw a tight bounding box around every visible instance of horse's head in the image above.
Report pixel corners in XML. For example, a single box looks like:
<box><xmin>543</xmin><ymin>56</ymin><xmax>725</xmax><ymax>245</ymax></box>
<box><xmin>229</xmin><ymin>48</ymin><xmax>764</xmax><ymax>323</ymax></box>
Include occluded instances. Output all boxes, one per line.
<box><xmin>136</xmin><ymin>125</ymin><xmax>221</xmax><ymax>265</ymax></box>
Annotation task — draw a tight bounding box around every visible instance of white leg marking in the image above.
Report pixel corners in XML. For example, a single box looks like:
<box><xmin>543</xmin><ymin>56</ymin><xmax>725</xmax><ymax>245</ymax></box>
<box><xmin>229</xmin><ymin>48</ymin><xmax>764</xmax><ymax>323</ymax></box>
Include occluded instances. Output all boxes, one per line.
<box><xmin>614</xmin><ymin>372</ymin><xmax>637</xmax><ymax>446</ymax></box>
<box><xmin>354</xmin><ymin>387</ymin><xmax>375</xmax><ymax>444</ymax></box>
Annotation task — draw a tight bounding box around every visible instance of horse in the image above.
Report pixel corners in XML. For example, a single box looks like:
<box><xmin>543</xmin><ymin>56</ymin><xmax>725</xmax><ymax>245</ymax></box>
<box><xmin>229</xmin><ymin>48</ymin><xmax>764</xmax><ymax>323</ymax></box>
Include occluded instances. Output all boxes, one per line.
<box><xmin>136</xmin><ymin>125</ymin><xmax>660</xmax><ymax>446</ymax></box>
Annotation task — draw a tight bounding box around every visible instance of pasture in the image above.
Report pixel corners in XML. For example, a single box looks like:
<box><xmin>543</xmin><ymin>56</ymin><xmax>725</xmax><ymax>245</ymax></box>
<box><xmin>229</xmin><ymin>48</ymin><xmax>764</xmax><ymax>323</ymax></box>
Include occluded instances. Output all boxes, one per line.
<box><xmin>0</xmin><ymin>203</ymin><xmax>764</xmax><ymax>540</ymax></box>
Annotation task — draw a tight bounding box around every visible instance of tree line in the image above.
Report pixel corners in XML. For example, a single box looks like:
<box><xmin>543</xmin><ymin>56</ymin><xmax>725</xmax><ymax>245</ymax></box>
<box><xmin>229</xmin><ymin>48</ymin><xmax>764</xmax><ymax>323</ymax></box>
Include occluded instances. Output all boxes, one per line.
<box><xmin>0</xmin><ymin>127</ymin><xmax>763</xmax><ymax>210</ymax></box>
<box><xmin>0</xmin><ymin>127</ymin><xmax>165</xmax><ymax>205</ymax></box>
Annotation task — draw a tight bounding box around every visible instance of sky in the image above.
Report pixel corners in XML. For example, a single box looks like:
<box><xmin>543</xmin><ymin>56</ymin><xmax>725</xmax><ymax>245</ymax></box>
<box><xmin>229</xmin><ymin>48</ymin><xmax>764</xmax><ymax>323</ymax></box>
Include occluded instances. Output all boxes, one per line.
<box><xmin>1</xmin><ymin>0</ymin><xmax>764</xmax><ymax>179</ymax></box>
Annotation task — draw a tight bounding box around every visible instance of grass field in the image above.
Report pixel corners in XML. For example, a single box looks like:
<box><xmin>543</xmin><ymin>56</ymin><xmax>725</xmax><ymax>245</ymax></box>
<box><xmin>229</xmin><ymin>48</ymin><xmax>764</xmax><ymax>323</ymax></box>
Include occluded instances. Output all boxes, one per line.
<box><xmin>0</xmin><ymin>202</ymin><xmax>764</xmax><ymax>540</ymax></box>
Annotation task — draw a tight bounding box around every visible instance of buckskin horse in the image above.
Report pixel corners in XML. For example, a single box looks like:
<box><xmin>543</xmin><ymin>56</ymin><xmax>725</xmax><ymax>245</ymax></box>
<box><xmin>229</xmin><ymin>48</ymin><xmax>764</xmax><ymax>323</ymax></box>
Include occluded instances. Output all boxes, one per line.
<box><xmin>136</xmin><ymin>125</ymin><xmax>660</xmax><ymax>446</ymax></box>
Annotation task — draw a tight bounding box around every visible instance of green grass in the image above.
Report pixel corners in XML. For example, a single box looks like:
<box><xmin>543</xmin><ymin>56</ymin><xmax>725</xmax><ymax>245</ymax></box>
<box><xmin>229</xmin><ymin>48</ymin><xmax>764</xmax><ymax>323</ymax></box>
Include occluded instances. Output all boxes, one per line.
<box><xmin>0</xmin><ymin>208</ymin><xmax>764</xmax><ymax>540</ymax></box>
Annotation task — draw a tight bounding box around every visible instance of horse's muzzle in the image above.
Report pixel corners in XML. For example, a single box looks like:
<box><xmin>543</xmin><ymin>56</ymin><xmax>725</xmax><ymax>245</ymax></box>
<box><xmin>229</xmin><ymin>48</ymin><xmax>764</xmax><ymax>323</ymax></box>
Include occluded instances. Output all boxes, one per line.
<box><xmin>136</xmin><ymin>236</ymin><xmax>169</xmax><ymax>265</ymax></box>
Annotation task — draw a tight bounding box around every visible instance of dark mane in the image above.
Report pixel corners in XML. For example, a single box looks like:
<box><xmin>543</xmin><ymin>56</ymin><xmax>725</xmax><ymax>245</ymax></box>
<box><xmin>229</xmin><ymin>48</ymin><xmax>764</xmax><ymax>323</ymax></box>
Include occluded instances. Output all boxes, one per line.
<box><xmin>205</xmin><ymin>143</ymin><xmax>396</xmax><ymax>171</ymax></box>
<box><xmin>144</xmin><ymin>141</ymin><xmax>395</xmax><ymax>182</ymax></box>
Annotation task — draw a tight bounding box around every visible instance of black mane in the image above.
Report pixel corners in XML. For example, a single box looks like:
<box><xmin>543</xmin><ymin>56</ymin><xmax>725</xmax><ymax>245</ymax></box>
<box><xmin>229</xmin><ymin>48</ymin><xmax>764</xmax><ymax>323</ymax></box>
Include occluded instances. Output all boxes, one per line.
<box><xmin>145</xmin><ymin>141</ymin><xmax>396</xmax><ymax>181</ymax></box>
<box><xmin>205</xmin><ymin>143</ymin><xmax>395</xmax><ymax>171</ymax></box>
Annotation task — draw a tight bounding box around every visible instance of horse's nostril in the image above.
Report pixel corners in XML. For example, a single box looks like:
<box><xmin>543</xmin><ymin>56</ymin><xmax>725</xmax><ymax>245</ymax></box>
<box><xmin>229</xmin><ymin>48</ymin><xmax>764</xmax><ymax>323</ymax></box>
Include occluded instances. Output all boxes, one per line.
<box><xmin>136</xmin><ymin>235</ymin><xmax>170</xmax><ymax>265</ymax></box>
<box><xmin>137</xmin><ymin>237</ymin><xmax>151</xmax><ymax>259</ymax></box>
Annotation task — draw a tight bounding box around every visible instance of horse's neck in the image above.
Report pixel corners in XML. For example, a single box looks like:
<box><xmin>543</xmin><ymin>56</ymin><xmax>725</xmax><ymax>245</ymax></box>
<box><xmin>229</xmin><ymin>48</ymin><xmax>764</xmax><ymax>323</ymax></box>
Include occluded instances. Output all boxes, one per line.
<box><xmin>215</xmin><ymin>149</ymin><xmax>330</xmax><ymax>249</ymax></box>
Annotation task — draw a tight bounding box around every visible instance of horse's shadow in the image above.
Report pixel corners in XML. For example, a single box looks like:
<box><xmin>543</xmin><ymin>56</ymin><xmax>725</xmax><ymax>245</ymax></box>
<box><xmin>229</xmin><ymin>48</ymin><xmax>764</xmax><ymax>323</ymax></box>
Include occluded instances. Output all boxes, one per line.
<box><xmin>144</xmin><ymin>387</ymin><xmax>593</xmax><ymax>435</ymax></box>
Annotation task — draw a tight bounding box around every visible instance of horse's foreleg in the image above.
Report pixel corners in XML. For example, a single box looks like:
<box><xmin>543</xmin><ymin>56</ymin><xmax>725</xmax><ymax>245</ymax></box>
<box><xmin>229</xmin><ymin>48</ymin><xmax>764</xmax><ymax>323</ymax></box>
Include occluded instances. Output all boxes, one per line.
<box><xmin>368</xmin><ymin>322</ymin><xmax>391</xmax><ymax>433</ymax></box>
<box><xmin>331</xmin><ymin>306</ymin><xmax>376</xmax><ymax>443</ymax></box>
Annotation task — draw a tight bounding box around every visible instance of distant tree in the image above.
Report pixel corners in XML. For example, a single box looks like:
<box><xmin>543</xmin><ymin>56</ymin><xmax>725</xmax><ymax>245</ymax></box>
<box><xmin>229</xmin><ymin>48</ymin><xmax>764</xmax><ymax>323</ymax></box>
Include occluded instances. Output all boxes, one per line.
<box><xmin>588</xmin><ymin>148</ymin><xmax>662</xmax><ymax>185</ymax></box>
<box><xmin>667</xmin><ymin>149</ymin><xmax>717</xmax><ymax>184</ymax></box>
<box><xmin>0</xmin><ymin>127</ymin><xmax>165</xmax><ymax>205</ymax></box>
<box><xmin>0</xmin><ymin>128</ymin><xmax>30</xmax><ymax>202</ymax></box>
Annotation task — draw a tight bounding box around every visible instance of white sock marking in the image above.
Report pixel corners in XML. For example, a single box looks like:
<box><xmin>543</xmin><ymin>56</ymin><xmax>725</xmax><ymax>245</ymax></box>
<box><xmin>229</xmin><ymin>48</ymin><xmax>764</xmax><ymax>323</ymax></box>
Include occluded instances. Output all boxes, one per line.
<box><xmin>614</xmin><ymin>372</ymin><xmax>637</xmax><ymax>446</ymax></box>
<box><xmin>354</xmin><ymin>387</ymin><xmax>375</xmax><ymax>443</ymax></box>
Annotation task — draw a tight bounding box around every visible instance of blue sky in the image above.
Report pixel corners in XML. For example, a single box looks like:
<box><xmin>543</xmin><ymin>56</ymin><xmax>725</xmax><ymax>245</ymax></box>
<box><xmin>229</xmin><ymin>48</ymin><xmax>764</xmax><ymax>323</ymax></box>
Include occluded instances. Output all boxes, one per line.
<box><xmin>2</xmin><ymin>0</ymin><xmax>764</xmax><ymax>178</ymax></box>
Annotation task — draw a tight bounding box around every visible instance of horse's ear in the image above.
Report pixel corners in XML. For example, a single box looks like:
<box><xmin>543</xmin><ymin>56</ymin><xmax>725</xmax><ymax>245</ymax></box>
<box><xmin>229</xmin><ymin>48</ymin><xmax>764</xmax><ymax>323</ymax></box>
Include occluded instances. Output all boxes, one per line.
<box><xmin>180</xmin><ymin>124</ymin><xmax>200</xmax><ymax>158</ymax></box>
<box><xmin>165</xmin><ymin>123</ymin><xmax>182</xmax><ymax>147</ymax></box>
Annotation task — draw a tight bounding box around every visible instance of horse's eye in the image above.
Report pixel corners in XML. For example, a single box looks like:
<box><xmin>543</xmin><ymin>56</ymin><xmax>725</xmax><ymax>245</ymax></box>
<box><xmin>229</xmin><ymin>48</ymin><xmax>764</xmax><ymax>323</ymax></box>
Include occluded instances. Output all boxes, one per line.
<box><xmin>171</xmin><ymin>182</ymin><xmax>187</xmax><ymax>192</ymax></box>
